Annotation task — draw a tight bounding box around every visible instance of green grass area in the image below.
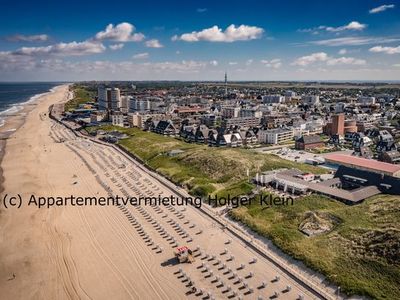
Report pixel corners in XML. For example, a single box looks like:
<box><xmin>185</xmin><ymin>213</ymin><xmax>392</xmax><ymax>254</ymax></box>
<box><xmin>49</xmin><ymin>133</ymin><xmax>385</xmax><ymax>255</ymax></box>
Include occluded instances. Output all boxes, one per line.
<box><xmin>86</xmin><ymin>125</ymin><xmax>326</xmax><ymax>198</ymax></box>
<box><xmin>230</xmin><ymin>194</ymin><xmax>400</xmax><ymax>300</ymax></box>
<box><xmin>64</xmin><ymin>85</ymin><xmax>96</xmax><ymax>111</ymax></box>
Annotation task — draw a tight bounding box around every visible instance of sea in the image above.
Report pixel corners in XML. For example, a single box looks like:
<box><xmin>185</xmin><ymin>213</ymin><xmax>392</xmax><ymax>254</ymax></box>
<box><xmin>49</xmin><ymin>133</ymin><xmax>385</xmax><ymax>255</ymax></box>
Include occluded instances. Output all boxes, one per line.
<box><xmin>0</xmin><ymin>82</ymin><xmax>61</xmax><ymax>127</ymax></box>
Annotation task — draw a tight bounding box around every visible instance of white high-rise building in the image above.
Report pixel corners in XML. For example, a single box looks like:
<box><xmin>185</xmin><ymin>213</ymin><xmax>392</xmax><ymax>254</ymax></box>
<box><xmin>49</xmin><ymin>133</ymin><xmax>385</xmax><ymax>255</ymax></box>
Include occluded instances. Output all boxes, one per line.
<box><xmin>110</xmin><ymin>88</ymin><xmax>121</xmax><ymax>110</ymax></box>
<box><xmin>97</xmin><ymin>87</ymin><xmax>121</xmax><ymax>111</ymax></box>
<box><xmin>120</xmin><ymin>96</ymin><xmax>129</xmax><ymax>113</ymax></box>
<box><xmin>97</xmin><ymin>86</ymin><xmax>108</xmax><ymax>110</ymax></box>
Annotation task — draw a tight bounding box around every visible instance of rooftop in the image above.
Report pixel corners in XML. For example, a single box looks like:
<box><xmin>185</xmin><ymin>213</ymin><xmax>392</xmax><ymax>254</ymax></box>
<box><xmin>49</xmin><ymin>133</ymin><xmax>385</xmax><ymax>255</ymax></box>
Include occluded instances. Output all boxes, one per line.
<box><xmin>325</xmin><ymin>153</ymin><xmax>400</xmax><ymax>176</ymax></box>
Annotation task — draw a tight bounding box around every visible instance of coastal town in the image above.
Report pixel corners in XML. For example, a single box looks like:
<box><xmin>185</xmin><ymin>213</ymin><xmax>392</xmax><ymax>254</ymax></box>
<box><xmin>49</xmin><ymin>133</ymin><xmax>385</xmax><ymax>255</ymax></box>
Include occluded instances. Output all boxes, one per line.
<box><xmin>62</xmin><ymin>79</ymin><xmax>400</xmax><ymax>205</ymax></box>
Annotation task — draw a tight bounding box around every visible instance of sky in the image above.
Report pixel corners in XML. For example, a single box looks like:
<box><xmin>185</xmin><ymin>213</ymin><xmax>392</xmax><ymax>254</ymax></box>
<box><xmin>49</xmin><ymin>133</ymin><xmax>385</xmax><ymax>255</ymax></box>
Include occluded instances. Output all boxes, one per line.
<box><xmin>0</xmin><ymin>0</ymin><xmax>400</xmax><ymax>81</ymax></box>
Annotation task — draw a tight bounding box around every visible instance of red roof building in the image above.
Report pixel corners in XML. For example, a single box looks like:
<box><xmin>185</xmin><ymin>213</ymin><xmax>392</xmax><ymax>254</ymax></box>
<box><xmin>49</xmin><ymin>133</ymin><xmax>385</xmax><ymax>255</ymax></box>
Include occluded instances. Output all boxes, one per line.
<box><xmin>325</xmin><ymin>153</ymin><xmax>400</xmax><ymax>177</ymax></box>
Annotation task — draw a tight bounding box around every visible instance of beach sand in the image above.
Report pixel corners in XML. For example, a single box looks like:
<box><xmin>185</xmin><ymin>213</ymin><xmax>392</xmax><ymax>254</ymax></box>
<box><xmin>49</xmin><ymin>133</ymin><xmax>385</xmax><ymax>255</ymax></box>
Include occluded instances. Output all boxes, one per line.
<box><xmin>0</xmin><ymin>85</ymin><xmax>333</xmax><ymax>299</ymax></box>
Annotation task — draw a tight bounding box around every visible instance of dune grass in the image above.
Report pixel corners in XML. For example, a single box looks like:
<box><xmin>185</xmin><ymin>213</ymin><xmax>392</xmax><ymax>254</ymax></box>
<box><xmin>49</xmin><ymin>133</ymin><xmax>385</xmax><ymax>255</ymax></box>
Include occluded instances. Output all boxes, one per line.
<box><xmin>86</xmin><ymin>125</ymin><xmax>326</xmax><ymax>197</ymax></box>
<box><xmin>230</xmin><ymin>194</ymin><xmax>400</xmax><ymax>300</ymax></box>
<box><xmin>65</xmin><ymin>85</ymin><xmax>95</xmax><ymax>111</ymax></box>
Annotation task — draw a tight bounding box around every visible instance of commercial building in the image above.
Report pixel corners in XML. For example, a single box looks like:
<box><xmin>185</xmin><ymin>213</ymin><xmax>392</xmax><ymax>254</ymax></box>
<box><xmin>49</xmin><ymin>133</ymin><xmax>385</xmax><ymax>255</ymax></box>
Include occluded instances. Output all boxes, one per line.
<box><xmin>254</xmin><ymin>167</ymin><xmax>399</xmax><ymax>205</ymax></box>
<box><xmin>111</xmin><ymin>112</ymin><xmax>127</xmax><ymax>127</ymax></box>
<box><xmin>301</xmin><ymin>95</ymin><xmax>320</xmax><ymax>105</ymax></box>
<box><xmin>221</xmin><ymin>106</ymin><xmax>241</xmax><ymax>118</ymax></box>
<box><xmin>129</xmin><ymin>98</ymin><xmax>151</xmax><ymax>112</ymax></box>
<box><xmin>378</xmin><ymin>150</ymin><xmax>400</xmax><ymax>164</ymax></box>
<box><xmin>239</xmin><ymin>108</ymin><xmax>262</xmax><ymax>118</ymax></box>
<box><xmin>295</xmin><ymin>135</ymin><xmax>324</xmax><ymax>150</ymax></box>
<box><xmin>128</xmin><ymin>112</ymin><xmax>164</xmax><ymax>129</ymax></box>
<box><xmin>324</xmin><ymin>114</ymin><xmax>357</xmax><ymax>136</ymax></box>
<box><xmin>97</xmin><ymin>86</ymin><xmax>121</xmax><ymax>111</ymax></box>
<box><xmin>344</xmin><ymin>120</ymin><xmax>357</xmax><ymax>134</ymax></box>
<box><xmin>222</xmin><ymin>117</ymin><xmax>261</xmax><ymax>128</ymax></box>
<box><xmin>358</xmin><ymin>96</ymin><xmax>376</xmax><ymax>105</ymax></box>
<box><xmin>110</xmin><ymin>88</ymin><xmax>121</xmax><ymax>110</ymax></box>
<box><xmin>332</xmin><ymin>114</ymin><xmax>344</xmax><ymax>135</ymax></box>
<box><xmin>262</xmin><ymin>95</ymin><xmax>285</xmax><ymax>104</ymax></box>
<box><xmin>325</xmin><ymin>153</ymin><xmax>400</xmax><ymax>178</ymax></box>
<box><xmin>258</xmin><ymin>128</ymin><xmax>294</xmax><ymax>144</ymax></box>
<box><xmin>97</xmin><ymin>86</ymin><xmax>108</xmax><ymax>110</ymax></box>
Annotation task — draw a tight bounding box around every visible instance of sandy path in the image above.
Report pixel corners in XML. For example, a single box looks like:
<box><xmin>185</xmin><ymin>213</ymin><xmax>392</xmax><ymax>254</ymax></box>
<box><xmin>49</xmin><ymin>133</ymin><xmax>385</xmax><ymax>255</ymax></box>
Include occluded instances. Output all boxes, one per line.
<box><xmin>0</xmin><ymin>85</ymin><xmax>331</xmax><ymax>300</ymax></box>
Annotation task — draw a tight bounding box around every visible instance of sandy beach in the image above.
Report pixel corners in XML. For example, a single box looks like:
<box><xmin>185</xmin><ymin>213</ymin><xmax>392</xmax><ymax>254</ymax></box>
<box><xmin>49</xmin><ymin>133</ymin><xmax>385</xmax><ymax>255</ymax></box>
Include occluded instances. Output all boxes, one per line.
<box><xmin>0</xmin><ymin>86</ymin><xmax>336</xmax><ymax>299</ymax></box>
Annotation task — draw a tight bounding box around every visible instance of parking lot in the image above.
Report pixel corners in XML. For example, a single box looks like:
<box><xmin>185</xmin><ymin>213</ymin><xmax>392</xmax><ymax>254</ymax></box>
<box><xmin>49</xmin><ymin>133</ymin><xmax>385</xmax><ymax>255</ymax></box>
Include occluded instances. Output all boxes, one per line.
<box><xmin>265</xmin><ymin>147</ymin><xmax>325</xmax><ymax>164</ymax></box>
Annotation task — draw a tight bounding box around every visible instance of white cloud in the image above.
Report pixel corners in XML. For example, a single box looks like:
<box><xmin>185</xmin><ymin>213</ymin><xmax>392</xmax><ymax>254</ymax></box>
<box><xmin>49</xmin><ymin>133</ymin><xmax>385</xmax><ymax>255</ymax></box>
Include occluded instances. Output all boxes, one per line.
<box><xmin>7</xmin><ymin>34</ymin><xmax>49</xmax><ymax>42</ymax></box>
<box><xmin>229</xmin><ymin>62</ymin><xmax>238</xmax><ymax>65</ymax></box>
<box><xmin>369</xmin><ymin>45</ymin><xmax>400</xmax><ymax>54</ymax></box>
<box><xmin>132</xmin><ymin>52</ymin><xmax>149</xmax><ymax>59</ymax></box>
<box><xmin>109</xmin><ymin>43</ymin><xmax>124</xmax><ymax>50</ymax></box>
<box><xmin>292</xmin><ymin>52</ymin><xmax>328</xmax><ymax>66</ymax></box>
<box><xmin>338</xmin><ymin>48</ymin><xmax>347</xmax><ymax>55</ymax></box>
<box><xmin>245</xmin><ymin>59</ymin><xmax>253</xmax><ymax>66</ymax></box>
<box><xmin>172</xmin><ymin>24</ymin><xmax>264</xmax><ymax>42</ymax></box>
<box><xmin>292</xmin><ymin>52</ymin><xmax>365</xmax><ymax>66</ymax></box>
<box><xmin>9</xmin><ymin>41</ymin><xmax>105</xmax><ymax>56</ymax></box>
<box><xmin>94</xmin><ymin>22</ymin><xmax>144</xmax><ymax>42</ymax></box>
<box><xmin>326</xmin><ymin>57</ymin><xmax>366</xmax><ymax>66</ymax></box>
<box><xmin>0</xmin><ymin>57</ymin><xmax>211</xmax><ymax>75</ymax></box>
<box><xmin>299</xmin><ymin>21</ymin><xmax>366</xmax><ymax>35</ymax></box>
<box><xmin>197</xmin><ymin>8</ymin><xmax>207</xmax><ymax>13</ymax></box>
<box><xmin>260</xmin><ymin>58</ymin><xmax>282</xmax><ymax>69</ymax></box>
<box><xmin>323</xmin><ymin>21</ymin><xmax>366</xmax><ymax>32</ymax></box>
<box><xmin>0</xmin><ymin>51</ymin><xmax>36</xmax><ymax>71</ymax></box>
<box><xmin>310</xmin><ymin>36</ymin><xmax>400</xmax><ymax>46</ymax></box>
<box><xmin>369</xmin><ymin>4</ymin><xmax>395</xmax><ymax>14</ymax></box>
<box><xmin>2</xmin><ymin>56</ymin><xmax>400</xmax><ymax>81</ymax></box>
<box><xmin>297</xmin><ymin>28</ymin><xmax>314</xmax><ymax>33</ymax></box>
<box><xmin>209</xmin><ymin>60</ymin><xmax>218</xmax><ymax>66</ymax></box>
<box><xmin>145</xmin><ymin>39</ymin><xmax>163</xmax><ymax>48</ymax></box>
<box><xmin>141</xmin><ymin>60</ymin><xmax>208</xmax><ymax>72</ymax></box>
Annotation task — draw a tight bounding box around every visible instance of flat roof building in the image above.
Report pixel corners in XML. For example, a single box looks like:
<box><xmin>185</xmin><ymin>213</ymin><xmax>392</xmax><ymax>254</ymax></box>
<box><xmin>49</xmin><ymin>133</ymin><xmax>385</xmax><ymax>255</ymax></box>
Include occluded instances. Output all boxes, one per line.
<box><xmin>325</xmin><ymin>153</ymin><xmax>400</xmax><ymax>178</ymax></box>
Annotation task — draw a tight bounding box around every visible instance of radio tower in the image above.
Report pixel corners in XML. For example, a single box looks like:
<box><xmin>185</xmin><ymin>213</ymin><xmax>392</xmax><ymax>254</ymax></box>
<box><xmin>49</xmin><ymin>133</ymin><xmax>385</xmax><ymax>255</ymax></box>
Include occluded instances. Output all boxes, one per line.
<box><xmin>224</xmin><ymin>71</ymin><xmax>228</xmax><ymax>97</ymax></box>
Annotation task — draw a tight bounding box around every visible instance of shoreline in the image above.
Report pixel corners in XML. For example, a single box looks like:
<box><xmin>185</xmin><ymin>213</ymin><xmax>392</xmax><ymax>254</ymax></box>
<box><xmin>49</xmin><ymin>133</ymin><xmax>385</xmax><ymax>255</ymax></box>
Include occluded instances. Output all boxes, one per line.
<box><xmin>0</xmin><ymin>84</ymin><xmax>70</xmax><ymax>194</ymax></box>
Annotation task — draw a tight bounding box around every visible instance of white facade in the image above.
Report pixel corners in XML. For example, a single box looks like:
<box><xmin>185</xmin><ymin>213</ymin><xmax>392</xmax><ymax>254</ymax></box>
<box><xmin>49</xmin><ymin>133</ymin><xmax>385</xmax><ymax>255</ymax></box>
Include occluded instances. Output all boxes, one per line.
<box><xmin>258</xmin><ymin>128</ymin><xmax>294</xmax><ymax>144</ymax></box>
<box><xmin>301</xmin><ymin>95</ymin><xmax>320</xmax><ymax>105</ymax></box>
<box><xmin>222</xmin><ymin>106</ymin><xmax>241</xmax><ymax>118</ymax></box>
<box><xmin>120</xmin><ymin>96</ymin><xmax>130</xmax><ymax>113</ymax></box>
<box><xmin>239</xmin><ymin>108</ymin><xmax>262</xmax><ymax>118</ymax></box>
<box><xmin>111</xmin><ymin>113</ymin><xmax>125</xmax><ymax>127</ymax></box>
<box><xmin>129</xmin><ymin>97</ymin><xmax>151</xmax><ymax>112</ymax></box>
<box><xmin>97</xmin><ymin>87</ymin><xmax>121</xmax><ymax>111</ymax></box>
<box><xmin>358</xmin><ymin>96</ymin><xmax>376</xmax><ymax>105</ymax></box>
<box><xmin>97</xmin><ymin>86</ymin><xmax>108</xmax><ymax>110</ymax></box>
<box><xmin>335</xmin><ymin>102</ymin><xmax>346</xmax><ymax>113</ymax></box>
<box><xmin>284</xmin><ymin>91</ymin><xmax>296</xmax><ymax>97</ymax></box>
<box><xmin>262</xmin><ymin>95</ymin><xmax>285</xmax><ymax>104</ymax></box>
<box><xmin>110</xmin><ymin>88</ymin><xmax>121</xmax><ymax>110</ymax></box>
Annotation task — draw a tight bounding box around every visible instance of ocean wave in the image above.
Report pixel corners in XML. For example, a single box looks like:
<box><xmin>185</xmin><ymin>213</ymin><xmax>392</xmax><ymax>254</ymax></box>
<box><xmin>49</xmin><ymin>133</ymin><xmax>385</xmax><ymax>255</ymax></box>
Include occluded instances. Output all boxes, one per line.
<box><xmin>0</xmin><ymin>84</ymin><xmax>62</xmax><ymax>127</ymax></box>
